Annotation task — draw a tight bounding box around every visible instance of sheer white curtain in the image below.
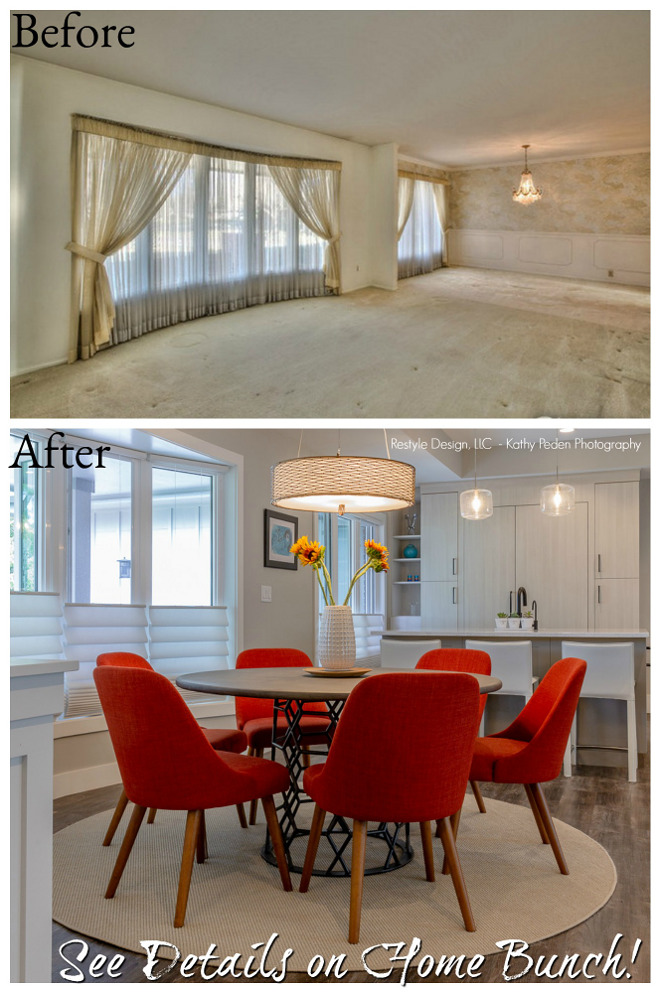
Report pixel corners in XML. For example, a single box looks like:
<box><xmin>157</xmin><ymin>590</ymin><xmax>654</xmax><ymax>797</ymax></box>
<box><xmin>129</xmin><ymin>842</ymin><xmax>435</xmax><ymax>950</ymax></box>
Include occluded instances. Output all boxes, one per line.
<box><xmin>397</xmin><ymin>179</ymin><xmax>444</xmax><ymax>279</ymax></box>
<box><xmin>107</xmin><ymin>157</ymin><xmax>328</xmax><ymax>342</ymax></box>
<box><xmin>397</xmin><ymin>177</ymin><xmax>415</xmax><ymax>239</ymax></box>
<box><xmin>67</xmin><ymin>122</ymin><xmax>191</xmax><ymax>360</ymax></box>
<box><xmin>268</xmin><ymin>165</ymin><xmax>342</xmax><ymax>292</ymax></box>
<box><xmin>432</xmin><ymin>183</ymin><xmax>448</xmax><ymax>264</ymax></box>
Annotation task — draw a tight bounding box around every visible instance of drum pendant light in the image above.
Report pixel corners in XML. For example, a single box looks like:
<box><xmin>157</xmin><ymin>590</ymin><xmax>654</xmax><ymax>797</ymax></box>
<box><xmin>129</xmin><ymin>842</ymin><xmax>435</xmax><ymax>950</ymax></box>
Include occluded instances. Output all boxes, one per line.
<box><xmin>271</xmin><ymin>431</ymin><xmax>415</xmax><ymax>516</ymax></box>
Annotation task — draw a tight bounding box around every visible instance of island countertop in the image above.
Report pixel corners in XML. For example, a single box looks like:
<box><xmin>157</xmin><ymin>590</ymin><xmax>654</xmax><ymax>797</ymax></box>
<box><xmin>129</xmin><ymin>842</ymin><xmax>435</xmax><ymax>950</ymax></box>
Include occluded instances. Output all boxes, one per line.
<box><xmin>379</xmin><ymin>628</ymin><xmax>649</xmax><ymax>640</ymax></box>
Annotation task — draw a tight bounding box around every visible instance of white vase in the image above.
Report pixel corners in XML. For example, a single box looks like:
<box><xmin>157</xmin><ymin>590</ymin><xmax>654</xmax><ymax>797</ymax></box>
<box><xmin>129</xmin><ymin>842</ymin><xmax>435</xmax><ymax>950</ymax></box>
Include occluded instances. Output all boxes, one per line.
<box><xmin>507</xmin><ymin>617</ymin><xmax>520</xmax><ymax>629</ymax></box>
<box><xmin>318</xmin><ymin>605</ymin><xmax>356</xmax><ymax>670</ymax></box>
<box><xmin>495</xmin><ymin>617</ymin><xmax>508</xmax><ymax>630</ymax></box>
<box><xmin>521</xmin><ymin>617</ymin><xmax>535</xmax><ymax>630</ymax></box>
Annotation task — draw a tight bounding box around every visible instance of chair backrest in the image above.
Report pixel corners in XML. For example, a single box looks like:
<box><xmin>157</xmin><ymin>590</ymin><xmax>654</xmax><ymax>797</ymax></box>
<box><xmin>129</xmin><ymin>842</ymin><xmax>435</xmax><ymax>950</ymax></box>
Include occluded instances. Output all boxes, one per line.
<box><xmin>234</xmin><ymin>648</ymin><xmax>318</xmax><ymax>727</ymax></box>
<box><xmin>97</xmin><ymin>651</ymin><xmax>152</xmax><ymax>669</ymax></box>
<box><xmin>94</xmin><ymin>665</ymin><xmax>243</xmax><ymax>809</ymax></box>
<box><xmin>316</xmin><ymin>671</ymin><xmax>481</xmax><ymax>823</ymax></box>
<box><xmin>380</xmin><ymin>638</ymin><xmax>441</xmax><ymax>669</ymax></box>
<box><xmin>416</xmin><ymin>647</ymin><xmax>491</xmax><ymax>675</ymax></box>
<box><xmin>465</xmin><ymin>640</ymin><xmax>533</xmax><ymax>695</ymax></box>
<box><xmin>561</xmin><ymin>641</ymin><xmax>635</xmax><ymax>700</ymax></box>
<box><xmin>416</xmin><ymin>648</ymin><xmax>491</xmax><ymax>722</ymax></box>
<box><xmin>493</xmin><ymin>657</ymin><xmax>586</xmax><ymax>782</ymax></box>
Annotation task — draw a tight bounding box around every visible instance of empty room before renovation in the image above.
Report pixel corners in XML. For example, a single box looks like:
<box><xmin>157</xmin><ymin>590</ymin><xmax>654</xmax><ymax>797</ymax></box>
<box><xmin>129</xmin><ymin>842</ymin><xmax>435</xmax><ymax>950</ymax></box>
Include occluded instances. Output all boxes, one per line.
<box><xmin>9</xmin><ymin>10</ymin><xmax>649</xmax><ymax>419</ymax></box>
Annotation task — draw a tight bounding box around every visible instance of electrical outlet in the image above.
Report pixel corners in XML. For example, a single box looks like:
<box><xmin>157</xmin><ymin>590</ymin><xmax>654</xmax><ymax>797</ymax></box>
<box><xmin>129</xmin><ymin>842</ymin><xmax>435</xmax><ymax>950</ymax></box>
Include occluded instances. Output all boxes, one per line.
<box><xmin>260</xmin><ymin>585</ymin><xmax>272</xmax><ymax>603</ymax></box>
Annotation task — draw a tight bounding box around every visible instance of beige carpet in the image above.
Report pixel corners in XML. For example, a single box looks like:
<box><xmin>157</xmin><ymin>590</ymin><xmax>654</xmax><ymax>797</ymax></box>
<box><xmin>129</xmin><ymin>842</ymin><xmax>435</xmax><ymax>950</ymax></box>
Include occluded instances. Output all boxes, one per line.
<box><xmin>53</xmin><ymin>798</ymin><xmax>616</xmax><ymax>974</ymax></box>
<box><xmin>12</xmin><ymin>268</ymin><xmax>649</xmax><ymax>418</ymax></box>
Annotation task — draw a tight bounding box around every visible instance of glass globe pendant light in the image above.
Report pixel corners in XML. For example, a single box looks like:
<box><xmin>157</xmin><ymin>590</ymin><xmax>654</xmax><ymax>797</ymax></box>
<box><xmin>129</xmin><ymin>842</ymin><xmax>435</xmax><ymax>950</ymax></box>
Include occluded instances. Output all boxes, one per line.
<box><xmin>460</xmin><ymin>448</ymin><xmax>493</xmax><ymax>521</ymax></box>
<box><xmin>540</xmin><ymin>464</ymin><xmax>575</xmax><ymax>516</ymax></box>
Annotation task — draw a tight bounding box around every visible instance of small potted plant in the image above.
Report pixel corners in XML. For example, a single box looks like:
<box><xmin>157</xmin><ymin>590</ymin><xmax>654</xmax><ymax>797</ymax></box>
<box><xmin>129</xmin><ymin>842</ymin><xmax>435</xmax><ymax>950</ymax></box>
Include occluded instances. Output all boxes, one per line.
<box><xmin>507</xmin><ymin>612</ymin><xmax>521</xmax><ymax>629</ymax></box>
<box><xmin>495</xmin><ymin>611</ymin><xmax>508</xmax><ymax>630</ymax></box>
<box><xmin>521</xmin><ymin>609</ymin><xmax>535</xmax><ymax>630</ymax></box>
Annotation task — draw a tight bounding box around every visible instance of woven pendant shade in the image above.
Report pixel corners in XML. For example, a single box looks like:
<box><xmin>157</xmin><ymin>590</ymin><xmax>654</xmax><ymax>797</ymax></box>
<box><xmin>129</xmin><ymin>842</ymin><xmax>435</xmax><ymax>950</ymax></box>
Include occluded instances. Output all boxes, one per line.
<box><xmin>271</xmin><ymin>456</ymin><xmax>415</xmax><ymax>515</ymax></box>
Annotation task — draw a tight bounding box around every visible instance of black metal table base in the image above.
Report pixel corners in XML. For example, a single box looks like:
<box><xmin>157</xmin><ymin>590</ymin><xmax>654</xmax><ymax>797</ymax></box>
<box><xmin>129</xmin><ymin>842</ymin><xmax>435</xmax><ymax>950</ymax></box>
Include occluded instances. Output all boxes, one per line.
<box><xmin>260</xmin><ymin>697</ymin><xmax>413</xmax><ymax>876</ymax></box>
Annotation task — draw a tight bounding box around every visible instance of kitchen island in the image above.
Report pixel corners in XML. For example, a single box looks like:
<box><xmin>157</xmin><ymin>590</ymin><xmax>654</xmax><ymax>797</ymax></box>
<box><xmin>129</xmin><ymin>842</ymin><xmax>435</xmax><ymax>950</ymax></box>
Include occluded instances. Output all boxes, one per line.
<box><xmin>378</xmin><ymin>629</ymin><xmax>649</xmax><ymax>765</ymax></box>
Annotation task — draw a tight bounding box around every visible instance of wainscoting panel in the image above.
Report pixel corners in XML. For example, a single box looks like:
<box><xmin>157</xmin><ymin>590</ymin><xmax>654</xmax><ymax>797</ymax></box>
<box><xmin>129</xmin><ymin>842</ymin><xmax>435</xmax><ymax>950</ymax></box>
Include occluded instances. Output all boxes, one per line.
<box><xmin>447</xmin><ymin>229</ymin><xmax>650</xmax><ymax>286</ymax></box>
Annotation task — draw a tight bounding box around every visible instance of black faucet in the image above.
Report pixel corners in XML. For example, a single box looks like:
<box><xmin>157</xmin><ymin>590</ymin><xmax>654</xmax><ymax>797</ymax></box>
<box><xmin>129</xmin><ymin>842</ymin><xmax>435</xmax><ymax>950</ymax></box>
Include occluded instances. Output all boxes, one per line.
<box><xmin>531</xmin><ymin>599</ymin><xmax>538</xmax><ymax>630</ymax></box>
<box><xmin>517</xmin><ymin>586</ymin><xmax>527</xmax><ymax>615</ymax></box>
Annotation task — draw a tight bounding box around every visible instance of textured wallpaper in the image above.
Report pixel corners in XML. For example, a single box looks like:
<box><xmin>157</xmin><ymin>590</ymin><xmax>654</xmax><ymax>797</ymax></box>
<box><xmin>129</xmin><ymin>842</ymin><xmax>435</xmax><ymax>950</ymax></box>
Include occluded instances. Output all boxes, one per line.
<box><xmin>448</xmin><ymin>152</ymin><xmax>649</xmax><ymax>235</ymax></box>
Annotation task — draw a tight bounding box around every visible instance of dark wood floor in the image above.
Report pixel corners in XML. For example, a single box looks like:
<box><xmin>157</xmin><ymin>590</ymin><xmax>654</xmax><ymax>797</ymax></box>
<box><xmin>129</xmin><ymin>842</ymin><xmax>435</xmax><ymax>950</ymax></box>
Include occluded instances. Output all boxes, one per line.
<box><xmin>52</xmin><ymin>752</ymin><xmax>650</xmax><ymax>983</ymax></box>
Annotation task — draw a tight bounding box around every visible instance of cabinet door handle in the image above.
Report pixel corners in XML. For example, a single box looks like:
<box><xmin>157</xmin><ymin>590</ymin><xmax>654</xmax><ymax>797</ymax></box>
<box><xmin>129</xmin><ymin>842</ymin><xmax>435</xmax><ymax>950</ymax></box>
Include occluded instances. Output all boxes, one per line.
<box><xmin>452</xmin><ymin>557</ymin><xmax>457</xmax><ymax>576</ymax></box>
<box><xmin>452</xmin><ymin>586</ymin><xmax>457</xmax><ymax>604</ymax></box>
<box><xmin>597</xmin><ymin>554</ymin><xmax>602</xmax><ymax>574</ymax></box>
<box><xmin>597</xmin><ymin>585</ymin><xmax>602</xmax><ymax>604</ymax></box>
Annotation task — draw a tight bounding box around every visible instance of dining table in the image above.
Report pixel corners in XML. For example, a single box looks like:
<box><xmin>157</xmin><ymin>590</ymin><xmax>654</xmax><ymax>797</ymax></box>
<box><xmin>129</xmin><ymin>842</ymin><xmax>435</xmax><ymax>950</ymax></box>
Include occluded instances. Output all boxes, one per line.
<box><xmin>176</xmin><ymin>665</ymin><xmax>502</xmax><ymax>877</ymax></box>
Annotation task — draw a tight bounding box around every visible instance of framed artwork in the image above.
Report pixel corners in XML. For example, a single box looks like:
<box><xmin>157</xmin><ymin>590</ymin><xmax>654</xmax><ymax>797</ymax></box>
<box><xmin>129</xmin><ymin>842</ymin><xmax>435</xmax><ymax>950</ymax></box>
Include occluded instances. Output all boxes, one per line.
<box><xmin>264</xmin><ymin>509</ymin><xmax>298</xmax><ymax>570</ymax></box>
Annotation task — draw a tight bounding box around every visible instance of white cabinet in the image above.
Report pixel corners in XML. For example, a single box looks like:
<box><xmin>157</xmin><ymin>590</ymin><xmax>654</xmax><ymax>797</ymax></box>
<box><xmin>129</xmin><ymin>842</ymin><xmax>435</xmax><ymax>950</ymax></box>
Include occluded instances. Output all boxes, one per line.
<box><xmin>595</xmin><ymin>481</ymin><xmax>639</xmax><ymax>579</ymax></box>
<box><xmin>421</xmin><ymin>580</ymin><xmax>458</xmax><ymax>628</ymax></box>
<box><xmin>515</xmin><ymin>503</ymin><xmax>589</xmax><ymax>629</ymax></box>
<box><xmin>421</xmin><ymin>493</ymin><xmax>458</xmax><ymax>581</ymax></box>
<box><xmin>461</xmin><ymin>506</ymin><xmax>516</xmax><ymax>627</ymax></box>
<box><xmin>390</xmin><ymin>533</ymin><xmax>422</xmax><ymax>628</ymax></box>
<box><xmin>421</xmin><ymin>493</ymin><xmax>458</xmax><ymax>628</ymax></box>
<box><xmin>595</xmin><ymin>578</ymin><xmax>640</xmax><ymax>630</ymax></box>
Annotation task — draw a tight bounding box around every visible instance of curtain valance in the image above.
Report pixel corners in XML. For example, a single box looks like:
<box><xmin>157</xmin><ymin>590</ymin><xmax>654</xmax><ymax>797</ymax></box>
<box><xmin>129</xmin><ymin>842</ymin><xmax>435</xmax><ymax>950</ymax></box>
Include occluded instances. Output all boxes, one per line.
<box><xmin>71</xmin><ymin>114</ymin><xmax>342</xmax><ymax>171</ymax></box>
<box><xmin>398</xmin><ymin>168</ymin><xmax>450</xmax><ymax>186</ymax></box>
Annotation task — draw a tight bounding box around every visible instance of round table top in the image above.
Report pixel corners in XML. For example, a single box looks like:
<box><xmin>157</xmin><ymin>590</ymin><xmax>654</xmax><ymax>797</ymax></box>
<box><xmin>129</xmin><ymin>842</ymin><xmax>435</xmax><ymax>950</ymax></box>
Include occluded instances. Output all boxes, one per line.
<box><xmin>176</xmin><ymin>666</ymin><xmax>502</xmax><ymax>702</ymax></box>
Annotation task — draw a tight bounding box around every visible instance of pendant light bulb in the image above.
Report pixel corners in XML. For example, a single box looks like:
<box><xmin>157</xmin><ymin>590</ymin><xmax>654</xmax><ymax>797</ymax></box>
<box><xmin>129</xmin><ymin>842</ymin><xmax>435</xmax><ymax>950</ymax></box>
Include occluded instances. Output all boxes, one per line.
<box><xmin>460</xmin><ymin>448</ymin><xmax>493</xmax><ymax>521</ymax></box>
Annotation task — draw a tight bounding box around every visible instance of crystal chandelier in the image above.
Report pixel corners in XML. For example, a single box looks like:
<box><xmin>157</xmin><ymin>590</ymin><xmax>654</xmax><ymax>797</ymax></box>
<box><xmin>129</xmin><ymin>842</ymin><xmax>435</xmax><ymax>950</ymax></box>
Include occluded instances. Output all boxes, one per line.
<box><xmin>512</xmin><ymin>145</ymin><xmax>543</xmax><ymax>205</ymax></box>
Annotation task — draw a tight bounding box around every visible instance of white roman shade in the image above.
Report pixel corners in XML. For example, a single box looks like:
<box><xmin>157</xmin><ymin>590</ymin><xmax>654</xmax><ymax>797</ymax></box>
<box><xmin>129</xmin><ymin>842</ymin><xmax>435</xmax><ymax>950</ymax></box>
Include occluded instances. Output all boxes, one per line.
<box><xmin>148</xmin><ymin>605</ymin><xmax>230</xmax><ymax>703</ymax></box>
<box><xmin>10</xmin><ymin>591</ymin><xmax>64</xmax><ymax>659</ymax></box>
<box><xmin>353</xmin><ymin>613</ymin><xmax>385</xmax><ymax>664</ymax></box>
<box><xmin>62</xmin><ymin>603</ymin><xmax>148</xmax><ymax>719</ymax></box>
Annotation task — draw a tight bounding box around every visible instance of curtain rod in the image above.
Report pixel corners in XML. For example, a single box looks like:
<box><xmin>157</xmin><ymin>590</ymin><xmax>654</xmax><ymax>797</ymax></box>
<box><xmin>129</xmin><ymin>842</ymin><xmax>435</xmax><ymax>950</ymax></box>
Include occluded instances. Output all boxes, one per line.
<box><xmin>71</xmin><ymin>114</ymin><xmax>342</xmax><ymax>171</ymax></box>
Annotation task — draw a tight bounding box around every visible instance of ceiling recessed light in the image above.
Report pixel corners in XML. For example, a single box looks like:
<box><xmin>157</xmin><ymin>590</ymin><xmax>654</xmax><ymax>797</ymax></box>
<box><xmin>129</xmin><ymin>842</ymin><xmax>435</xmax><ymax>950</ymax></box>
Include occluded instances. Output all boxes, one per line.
<box><xmin>558</xmin><ymin>428</ymin><xmax>575</xmax><ymax>434</ymax></box>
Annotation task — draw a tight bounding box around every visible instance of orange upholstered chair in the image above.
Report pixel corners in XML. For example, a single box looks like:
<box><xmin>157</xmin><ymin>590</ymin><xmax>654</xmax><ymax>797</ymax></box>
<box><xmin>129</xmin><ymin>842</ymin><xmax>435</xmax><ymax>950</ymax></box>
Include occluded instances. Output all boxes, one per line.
<box><xmin>469</xmin><ymin>656</ymin><xmax>586</xmax><ymax>874</ymax></box>
<box><xmin>299</xmin><ymin>671</ymin><xmax>481</xmax><ymax>942</ymax></box>
<box><xmin>96</xmin><ymin>652</ymin><xmax>248</xmax><ymax>842</ymax></box>
<box><xmin>94</xmin><ymin>665</ymin><xmax>292</xmax><ymax>927</ymax></box>
<box><xmin>235</xmin><ymin>648</ymin><xmax>333</xmax><ymax>823</ymax></box>
<box><xmin>416</xmin><ymin>647</ymin><xmax>492</xmax><ymax>814</ymax></box>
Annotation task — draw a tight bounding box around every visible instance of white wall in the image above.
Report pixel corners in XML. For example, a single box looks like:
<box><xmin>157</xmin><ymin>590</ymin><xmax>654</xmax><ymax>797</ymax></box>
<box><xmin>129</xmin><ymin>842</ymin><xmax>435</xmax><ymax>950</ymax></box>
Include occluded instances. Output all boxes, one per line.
<box><xmin>11</xmin><ymin>56</ymin><xmax>382</xmax><ymax>376</ymax></box>
<box><xmin>447</xmin><ymin>229</ymin><xmax>650</xmax><ymax>286</ymax></box>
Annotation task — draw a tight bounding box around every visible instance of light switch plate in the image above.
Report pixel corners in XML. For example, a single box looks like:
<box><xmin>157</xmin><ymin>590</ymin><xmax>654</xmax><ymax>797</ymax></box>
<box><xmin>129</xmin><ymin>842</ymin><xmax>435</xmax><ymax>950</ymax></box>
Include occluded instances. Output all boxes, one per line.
<box><xmin>261</xmin><ymin>585</ymin><xmax>272</xmax><ymax>603</ymax></box>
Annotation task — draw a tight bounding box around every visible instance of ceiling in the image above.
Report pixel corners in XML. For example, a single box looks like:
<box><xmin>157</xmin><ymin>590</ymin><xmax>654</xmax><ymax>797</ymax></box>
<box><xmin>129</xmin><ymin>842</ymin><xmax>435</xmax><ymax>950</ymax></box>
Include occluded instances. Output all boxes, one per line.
<box><xmin>57</xmin><ymin>427</ymin><xmax>650</xmax><ymax>485</ymax></box>
<box><xmin>11</xmin><ymin>10</ymin><xmax>650</xmax><ymax>166</ymax></box>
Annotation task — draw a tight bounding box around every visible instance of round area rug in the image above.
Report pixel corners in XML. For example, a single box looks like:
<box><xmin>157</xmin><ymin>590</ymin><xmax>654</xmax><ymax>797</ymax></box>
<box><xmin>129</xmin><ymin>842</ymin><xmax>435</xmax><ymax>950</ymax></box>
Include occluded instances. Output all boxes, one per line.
<box><xmin>53</xmin><ymin>798</ymin><xmax>616</xmax><ymax>977</ymax></box>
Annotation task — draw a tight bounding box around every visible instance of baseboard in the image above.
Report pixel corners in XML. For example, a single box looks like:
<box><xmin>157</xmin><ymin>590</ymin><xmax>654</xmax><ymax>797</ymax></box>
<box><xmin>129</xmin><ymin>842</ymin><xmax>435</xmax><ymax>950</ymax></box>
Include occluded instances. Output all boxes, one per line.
<box><xmin>54</xmin><ymin>759</ymin><xmax>121</xmax><ymax>799</ymax></box>
<box><xmin>11</xmin><ymin>356</ymin><xmax>69</xmax><ymax>379</ymax></box>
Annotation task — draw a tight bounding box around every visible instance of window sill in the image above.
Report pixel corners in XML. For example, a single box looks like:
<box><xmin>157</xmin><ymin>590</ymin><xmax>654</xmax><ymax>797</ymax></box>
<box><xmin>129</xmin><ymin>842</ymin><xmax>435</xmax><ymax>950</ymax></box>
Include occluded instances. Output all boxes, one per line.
<box><xmin>53</xmin><ymin>698</ymin><xmax>236</xmax><ymax>738</ymax></box>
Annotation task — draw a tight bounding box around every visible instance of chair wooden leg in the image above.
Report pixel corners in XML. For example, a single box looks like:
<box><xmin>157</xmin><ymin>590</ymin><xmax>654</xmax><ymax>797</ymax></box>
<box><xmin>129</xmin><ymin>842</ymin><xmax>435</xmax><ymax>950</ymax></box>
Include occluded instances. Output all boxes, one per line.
<box><xmin>300</xmin><ymin>804</ymin><xmax>326</xmax><ymax>892</ymax></box>
<box><xmin>196</xmin><ymin>810</ymin><xmax>208</xmax><ymax>863</ymax></box>
<box><xmin>105</xmin><ymin>804</ymin><xmax>147</xmax><ymax>898</ymax></box>
<box><xmin>262</xmin><ymin>795</ymin><xmax>292</xmax><ymax>892</ymax></box>
<box><xmin>236</xmin><ymin>803</ymin><xmax>248</xmax><ymax>829</ymax></box>
<box><xmin>470</xmin><ymin>780</ymin><xmax>487</xmax><ymax>814</ymax></box>
<box><xmin>174</xmin><ymin>810</ymin><xmax>201</xmax><ymax>927</ymax></box>
<box><xmin>419</xmin><ymin>822</ymin><xmax>435</xmax><ymax>882</ymax></box>
<box><xmin>349</xmin><ymin>819</ymin><xmax>368</xmax><ymax>944</ymax></box>
<box><xmin>102</xmin><ymin>788</ymin><xmax>129</xmax><ymax>846</ymax></box>
<box><xmin>524</xmin><ymin>783</ymin><xmax>550</xmax><ymax>844</ymax></box>
<box><xmin>147</xmin><ymin>808</ymin><xmax>157</xmax><ymax>824</ymax></box>
<box><xmin>442</xmin><ymin>808</ymin><xmax>461</xmax><ymax>875</ymax></box>
<box><xmin>249</xmin><ymin>748</ymin><xmax>263</xmax><ymax>824</ymax></box>
<box><xmin>529</xmin><ymin>783</ymin><xmax>569</xmax><ymax>875</ymax></box>
<box><xmin>437</xmin><ymin>816</ymin><xmax>475</xmax><ymax>932</ymax></box>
